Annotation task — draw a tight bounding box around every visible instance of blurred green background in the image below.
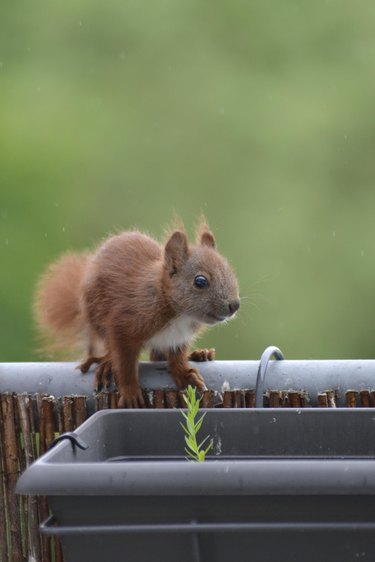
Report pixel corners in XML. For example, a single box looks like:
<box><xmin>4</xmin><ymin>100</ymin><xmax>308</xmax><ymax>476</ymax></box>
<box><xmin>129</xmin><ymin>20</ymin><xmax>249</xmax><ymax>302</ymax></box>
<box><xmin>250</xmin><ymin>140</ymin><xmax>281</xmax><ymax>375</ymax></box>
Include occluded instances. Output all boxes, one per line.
<box><xmin>1</xmin><ymin>0</ymin><xmax>375</xmax><ymax>362</ymax></box>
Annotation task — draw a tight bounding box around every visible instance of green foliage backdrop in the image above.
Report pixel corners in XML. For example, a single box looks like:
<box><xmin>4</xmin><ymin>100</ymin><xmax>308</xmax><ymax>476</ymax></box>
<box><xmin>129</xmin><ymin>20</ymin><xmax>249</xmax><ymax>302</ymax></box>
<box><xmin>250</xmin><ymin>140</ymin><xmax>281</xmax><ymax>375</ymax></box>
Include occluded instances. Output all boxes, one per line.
<box><xmin>1</xmin><ymin>0</ymin><xmax>375</xmax><ymax>361</ymax></box>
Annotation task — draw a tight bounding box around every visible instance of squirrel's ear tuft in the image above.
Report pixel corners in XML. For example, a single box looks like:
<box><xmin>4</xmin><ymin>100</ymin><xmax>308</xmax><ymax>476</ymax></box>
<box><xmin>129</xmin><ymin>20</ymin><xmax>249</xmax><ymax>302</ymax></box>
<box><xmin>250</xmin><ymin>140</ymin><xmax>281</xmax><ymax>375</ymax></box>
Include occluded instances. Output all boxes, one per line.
<box><xmin>195</xmin><ymin>215</ymin><xmax>216</xmax><ymax>249</ymax></box>
<box><xmin>164</xmin><ymin>231</ymin><xmax>189</xmax><ymax>275</ymax></box>
<box><xmin>200</xmin><ymin>231</ymin><xmax>216</xmax><ymax>248</ymax></box>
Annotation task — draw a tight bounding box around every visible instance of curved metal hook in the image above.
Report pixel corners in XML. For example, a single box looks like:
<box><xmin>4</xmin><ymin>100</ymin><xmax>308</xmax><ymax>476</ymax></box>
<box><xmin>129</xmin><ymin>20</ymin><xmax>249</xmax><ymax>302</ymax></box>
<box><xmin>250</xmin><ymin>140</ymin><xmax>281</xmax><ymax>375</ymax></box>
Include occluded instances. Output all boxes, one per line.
<box><xmin>255</xmin><ymin>346</ymin><xmax>285</xmax><ymax>408</ymax></box>
<box><xmin>49</xmin><ymin>432</ymin><xmax>88</xmax><ymax>451</ymax></box>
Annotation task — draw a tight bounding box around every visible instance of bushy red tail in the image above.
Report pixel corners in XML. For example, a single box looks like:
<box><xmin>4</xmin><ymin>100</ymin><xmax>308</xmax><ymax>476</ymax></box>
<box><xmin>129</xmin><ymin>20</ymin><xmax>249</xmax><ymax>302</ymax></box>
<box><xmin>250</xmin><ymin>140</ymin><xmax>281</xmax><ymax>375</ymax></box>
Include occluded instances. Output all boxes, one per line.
<box><xmin>34</xmin><ymin>252</ymin><xmax>90</xmax><ymax>357</ymax></box>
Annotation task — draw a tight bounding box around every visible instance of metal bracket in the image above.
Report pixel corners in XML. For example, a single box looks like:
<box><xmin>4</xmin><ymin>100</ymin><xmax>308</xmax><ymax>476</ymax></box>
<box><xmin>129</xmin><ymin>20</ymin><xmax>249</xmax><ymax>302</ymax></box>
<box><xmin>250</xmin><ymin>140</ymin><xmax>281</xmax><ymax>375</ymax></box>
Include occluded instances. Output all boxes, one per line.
<box><xmin>255</xmin><ymin>346</ymin><xmax>285</xmax><ymax>408</ymax></box>
<box><xmin>49</xmin><ymin>432</ymin><xmax>88</xmax><ymax>451</ymax></box>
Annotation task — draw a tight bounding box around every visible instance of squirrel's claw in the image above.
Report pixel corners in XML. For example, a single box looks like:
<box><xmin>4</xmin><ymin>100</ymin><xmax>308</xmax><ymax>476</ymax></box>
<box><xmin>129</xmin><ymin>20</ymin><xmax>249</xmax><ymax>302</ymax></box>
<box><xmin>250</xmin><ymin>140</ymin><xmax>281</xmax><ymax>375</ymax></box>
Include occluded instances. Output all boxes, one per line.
<box><xmin>94</xmin><ymin>356</ymin><xmax>112</xmax><ymax>392</ymax></box>
<box><xmin>188</xmin><ymin>348</ymin><xmax>216</xmax><ymax>362</ymax></box>
<box><xmin>187</xmin><ymin>368</ymin><xmax>207</xmax><ymax>391</ymax></box>
<box><xmin>118</xmin><ymin>385</ymin><xmax>145</xmax><ymax>409</ymax></box>
<box><xmin>171</xmin><ymin>367</ymin><xmax>207</xmax><ymax>392</ymax></box>
<box><xmin>78</xmin><ymin>355</ymin><xmax>113</xmax><ymax>392</ymax></box>
<box><xmin>78</xmin><ymin>356</ymin><xmax>102</xmax><ymax>374</ymax></box>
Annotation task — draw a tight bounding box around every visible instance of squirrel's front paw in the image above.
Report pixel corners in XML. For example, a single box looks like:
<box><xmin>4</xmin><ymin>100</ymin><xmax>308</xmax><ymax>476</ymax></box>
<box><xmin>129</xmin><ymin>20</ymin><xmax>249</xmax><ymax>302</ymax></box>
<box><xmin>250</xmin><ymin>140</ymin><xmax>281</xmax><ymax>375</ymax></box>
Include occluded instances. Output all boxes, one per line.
<box><xmin>118</xmin><ymin>384</ymin><xmax>145</xmax><ymax>409</ymax></box>
<box><xmin>172</xmin><ymin>367</ymin><xmax>208</xmax><ymax>392</ymax></box>
<box><xmin>188</xmin><ymin>348</ymin><xmax>215</xmax><ymax>362</ymax></box>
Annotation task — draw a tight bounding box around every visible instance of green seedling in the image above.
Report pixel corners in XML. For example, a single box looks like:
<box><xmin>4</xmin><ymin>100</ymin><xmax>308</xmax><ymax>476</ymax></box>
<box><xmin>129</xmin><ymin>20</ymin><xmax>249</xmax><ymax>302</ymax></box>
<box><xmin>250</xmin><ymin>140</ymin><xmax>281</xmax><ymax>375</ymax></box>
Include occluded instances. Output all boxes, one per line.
<box><xmin>180</xmin><ymin>385</ymin><xmax>213</xmax><ymax>462</ymax></box>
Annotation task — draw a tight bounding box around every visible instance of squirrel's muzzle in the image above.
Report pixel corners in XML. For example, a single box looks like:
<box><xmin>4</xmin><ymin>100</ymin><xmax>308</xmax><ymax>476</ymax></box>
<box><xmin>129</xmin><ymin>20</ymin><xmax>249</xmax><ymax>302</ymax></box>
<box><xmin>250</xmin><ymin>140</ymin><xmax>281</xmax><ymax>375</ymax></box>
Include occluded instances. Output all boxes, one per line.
<box><xmin>228</xmin><ymin>299</ymin><xmax>240</xmax><ymax>316</ymax></box>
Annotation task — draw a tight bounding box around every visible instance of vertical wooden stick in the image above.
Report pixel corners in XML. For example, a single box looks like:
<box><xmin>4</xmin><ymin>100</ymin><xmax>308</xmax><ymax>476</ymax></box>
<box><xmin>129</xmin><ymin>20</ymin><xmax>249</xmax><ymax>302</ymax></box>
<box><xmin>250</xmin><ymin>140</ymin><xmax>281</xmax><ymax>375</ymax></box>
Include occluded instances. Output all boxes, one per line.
<box><xmin>223</xmin><ymin>391</ymin><xmax>233</xmax><ymax>408</ymax></box>
<box><xmin>0</xmin><ymin>394</ymin><xmax>23</xmax><ymax>562</ymax></box>
<box><xmin>110</xmin><ymin>391</ymin><xmax>119</xmax><ymax>409</ymax></box>
<box><xmin>38</xmin><ymin>395</ymin><xmax>56</xmax><ymax>562</ymax></box>
<box><xmin>269</xmin><ymin>391</ymin><xmax>282</xmax><ymax>407</ymax></box>
<box><xmin>63</xmin><ymin>396</ymin><xmax>75</xmax><ymax>432</ymax></box>
<box><xmin>54</xmin><ymin>539</ymin><xmax>64</xmax><ymax>562</ymax></box>
<box><xmin>16</xmin><ymin>394</ymin><xmax>42</xmax><ymax>562</ymax></box>
<box><xmin>12</xmin><ymin>394</ymin><xmax>28</xmax><ymax>560</ymax></box>
<box><xmin>360</xmin><ymin>390</ymin><xmax>370</xmax><ymax>407</ymax></box>
<box><xmin>178</xmin><ymin>391</ymin><xmax>186</xmax><ymax>408</ymax></box>
<box><xmin>43</xmin><ymin>397</ymin><xmax>56</xmax><ymax>449</ymax></box>
<box><xmin>201</xmin><ymin>390</ymin><xmax>215</xmax><ymax>408</ymax></box>
<box><xmin>245</xmin><ymin>390</ymin><xmax>256</xmax><ymax>408</ymax></box>
<box><xmin>233</xmin><ymin>390</ymin><xmax>245</xmax><ymax>408</ymax></box>
<box><xmin>165</xmin><ymin>391</ymin><xmax>179</xmax><ymax>408</ymax></box>
<box><xmin>326</xmin><ymin>390</ymin><xmax>337</xmax><ymax>408</ymax></box>
<box><xmin>154</xmin><ymin>390</ymin><xmax>165</xmax><ymax>408</ymax></box>
<box><xmin>28</xmin><ymin>395</ymin><xmax>44</xmax><ymax>562</ymax></box>
<box><xmin>95</xmin><ymin>392</ymin><xmax>110</xmax><ymax>411</ymax></box>
<box><xmin>47</xmin><ymin>396</ymin><xmax>63</xmax><ymax>562</ymax></box>
<box><xmin>345</xmin><ymin>390</ymin><xmax>358</xmax><ymax>408</ymax></box>
<box><xmin>288</xmin><ymin>391</ymin><xmax>302</xmax><ymax>408</ymax></box>
<box><xmin>317</xmin><ymin>392</ymin><xmax>328</xmax><ymax>407</ymax></box>
<box><xmin>300</xmin><ymin>391</ymin><xmax>312</xmax><ymax>408</ymax></box>
<box><xmin>74</xmin><ymin>396</ymin><xmax>88</xmax><ymax>427</ymax></box>
<box><xmin>0</xmin><ymin>395</ymin><xmax>10</xmax><ymax>562</ymax></box>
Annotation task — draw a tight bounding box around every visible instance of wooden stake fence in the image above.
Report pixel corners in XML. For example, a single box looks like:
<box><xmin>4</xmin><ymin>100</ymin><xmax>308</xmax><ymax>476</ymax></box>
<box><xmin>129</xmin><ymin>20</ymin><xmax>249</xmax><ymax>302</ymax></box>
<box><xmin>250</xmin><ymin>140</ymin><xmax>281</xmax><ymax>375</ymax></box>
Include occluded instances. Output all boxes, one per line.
<box><xmin>0</xmin><ymin>393</ymin><xmax>89</xmax><ymax>562</ymax></box>
<box><xmin>1</xmin><ymin>386</ymin><xmax>375</xmax><ymax>561</ymax></box>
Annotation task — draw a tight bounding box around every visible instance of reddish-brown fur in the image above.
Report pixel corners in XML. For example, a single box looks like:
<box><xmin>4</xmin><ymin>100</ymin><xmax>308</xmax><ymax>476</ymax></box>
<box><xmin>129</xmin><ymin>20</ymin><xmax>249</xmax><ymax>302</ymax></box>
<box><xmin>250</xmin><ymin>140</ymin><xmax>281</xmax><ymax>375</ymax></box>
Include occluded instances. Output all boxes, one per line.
<box><xmin>34</xmin><ymin>221</ymin><xmax>240</xmax><ymax>407</ymax></box>
<box><xmin>34</xmin><ymin>252</ymin><xmax>91</xmax><ymax>356</ymax></box>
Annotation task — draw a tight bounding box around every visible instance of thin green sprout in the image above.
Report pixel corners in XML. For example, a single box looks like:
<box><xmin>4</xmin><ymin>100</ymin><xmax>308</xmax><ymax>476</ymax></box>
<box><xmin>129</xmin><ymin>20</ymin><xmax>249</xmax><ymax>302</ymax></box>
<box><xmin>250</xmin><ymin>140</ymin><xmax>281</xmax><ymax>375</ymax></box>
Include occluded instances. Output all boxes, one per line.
<box><xmin>180</xmin><ymin>385</ymin><xmax>213</xmax><ymax>462</ymax></box>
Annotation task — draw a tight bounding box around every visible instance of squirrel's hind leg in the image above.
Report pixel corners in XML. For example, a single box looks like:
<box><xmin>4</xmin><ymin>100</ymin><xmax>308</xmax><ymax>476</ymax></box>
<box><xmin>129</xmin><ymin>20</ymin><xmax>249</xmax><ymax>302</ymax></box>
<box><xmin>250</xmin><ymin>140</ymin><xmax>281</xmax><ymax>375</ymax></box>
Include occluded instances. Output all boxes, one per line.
<box><xmin>78</xmin><ymin>354</ymin><xmax>113</xmax><ymax>392</ymax></box>
<box><xmin>78</xmin><ymin>356</ymin><xmax>101</xmax><ymax>373</ymax></box>
<box><xmin>93</xmin><ymin>355</ymin><xmax>112</xmax><ymax>391</ymax></box>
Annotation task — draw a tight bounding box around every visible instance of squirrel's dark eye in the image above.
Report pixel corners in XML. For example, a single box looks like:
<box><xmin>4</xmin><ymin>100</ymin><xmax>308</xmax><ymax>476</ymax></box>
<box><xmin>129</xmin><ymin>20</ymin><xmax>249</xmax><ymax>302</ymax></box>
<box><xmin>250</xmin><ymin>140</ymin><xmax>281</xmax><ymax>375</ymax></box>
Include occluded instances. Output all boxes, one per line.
<box><xmin>194</xmin><ymin>275</ymin><xmax>209</xmax><ymax>289</ymax></box>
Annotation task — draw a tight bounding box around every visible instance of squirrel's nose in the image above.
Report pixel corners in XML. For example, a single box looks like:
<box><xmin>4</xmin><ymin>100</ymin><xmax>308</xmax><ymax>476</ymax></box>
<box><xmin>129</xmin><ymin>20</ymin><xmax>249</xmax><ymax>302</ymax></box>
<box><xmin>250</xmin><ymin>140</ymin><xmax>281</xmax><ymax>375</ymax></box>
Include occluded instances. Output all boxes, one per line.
<box><xmin>228</xmin><ymin>299</ymin><xmax>240</xmax><ymax>315</ymax></box>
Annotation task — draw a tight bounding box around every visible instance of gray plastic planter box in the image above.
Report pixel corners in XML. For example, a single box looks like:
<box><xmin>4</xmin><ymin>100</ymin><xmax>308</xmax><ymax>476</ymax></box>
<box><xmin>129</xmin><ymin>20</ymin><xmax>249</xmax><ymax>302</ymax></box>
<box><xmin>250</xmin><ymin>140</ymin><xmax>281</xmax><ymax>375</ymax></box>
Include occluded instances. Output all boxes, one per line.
<box><xmin>17</xmin><ymin>409</ymin><xmax>375</xmax><ymax>562</ymax></box>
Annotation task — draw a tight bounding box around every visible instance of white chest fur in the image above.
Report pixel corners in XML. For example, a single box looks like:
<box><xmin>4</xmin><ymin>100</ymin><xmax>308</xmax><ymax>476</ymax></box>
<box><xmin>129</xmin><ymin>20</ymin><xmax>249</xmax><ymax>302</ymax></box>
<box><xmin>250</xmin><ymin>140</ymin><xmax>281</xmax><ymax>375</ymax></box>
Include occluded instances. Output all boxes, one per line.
<box><xmin>146</xmin><ymin>315</ymin><xmax>198</xmax><ymax>352</ymax></box>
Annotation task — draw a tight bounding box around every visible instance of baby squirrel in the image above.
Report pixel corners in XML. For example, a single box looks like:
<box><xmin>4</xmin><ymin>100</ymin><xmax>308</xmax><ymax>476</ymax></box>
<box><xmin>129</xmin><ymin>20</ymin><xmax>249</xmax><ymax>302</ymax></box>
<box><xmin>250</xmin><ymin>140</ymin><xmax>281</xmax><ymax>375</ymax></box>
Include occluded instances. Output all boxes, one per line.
<box><xmin>35</xmin><ymin>219</ymin><xmax>240</xmax><ymax>407</ymax></box>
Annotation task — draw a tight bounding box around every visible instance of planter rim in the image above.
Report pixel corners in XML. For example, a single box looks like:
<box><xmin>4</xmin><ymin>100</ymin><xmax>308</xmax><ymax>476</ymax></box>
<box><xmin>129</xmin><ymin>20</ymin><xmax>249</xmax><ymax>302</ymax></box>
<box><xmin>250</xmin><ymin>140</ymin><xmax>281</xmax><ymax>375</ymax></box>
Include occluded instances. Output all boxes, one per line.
<box><xmin>16</xmin><ymin>409</ymin><xmax>375</xmax><ymax>497</ymax></box>
<box><xmin>17</xmin><ymin>457</ymin><xmax>375</xmax><ymax>496</ymax></box>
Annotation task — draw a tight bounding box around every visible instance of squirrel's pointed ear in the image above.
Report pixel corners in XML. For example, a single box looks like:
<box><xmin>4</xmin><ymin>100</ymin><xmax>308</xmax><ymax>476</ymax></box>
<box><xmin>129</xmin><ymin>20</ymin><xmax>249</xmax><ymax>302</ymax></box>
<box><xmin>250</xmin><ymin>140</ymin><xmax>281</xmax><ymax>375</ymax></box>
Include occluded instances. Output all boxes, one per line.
<box><xmin>200</xmin><ymin>231</ymin><xmax>216</xmax><ymax>249</ymax></box>
<box><xmin>164</xmin><ymin>231</ymin><xmax>189</xmax><ymax>275</ymax></box>
<box><xmin>195</xmin><ymin>215</ymin><xmax>216</xmax><ymax>249</ymax></box>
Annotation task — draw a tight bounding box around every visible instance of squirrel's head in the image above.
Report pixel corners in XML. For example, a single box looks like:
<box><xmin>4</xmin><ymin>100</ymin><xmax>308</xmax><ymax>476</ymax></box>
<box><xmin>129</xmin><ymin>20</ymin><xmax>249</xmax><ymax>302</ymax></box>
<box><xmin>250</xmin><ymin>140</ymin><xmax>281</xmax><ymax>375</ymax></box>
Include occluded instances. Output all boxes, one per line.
<box><xmin>163</xmin><ymin>223</ymin><xmax>240</xmax><ymax>325</ymax></box>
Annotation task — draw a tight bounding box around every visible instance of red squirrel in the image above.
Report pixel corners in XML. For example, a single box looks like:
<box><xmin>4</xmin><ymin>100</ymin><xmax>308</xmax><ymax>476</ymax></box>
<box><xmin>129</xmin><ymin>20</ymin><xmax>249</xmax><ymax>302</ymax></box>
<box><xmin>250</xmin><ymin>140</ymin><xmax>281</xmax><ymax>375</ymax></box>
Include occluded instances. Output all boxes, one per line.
<box><xmin>34</xmin><ymin>219</ymin><xmax>240</xmax><ymax>407</ymax></box>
